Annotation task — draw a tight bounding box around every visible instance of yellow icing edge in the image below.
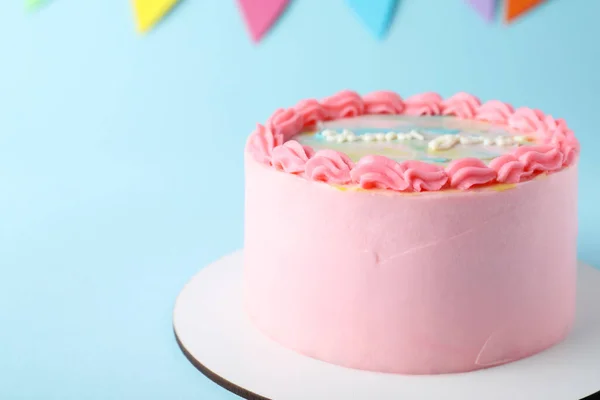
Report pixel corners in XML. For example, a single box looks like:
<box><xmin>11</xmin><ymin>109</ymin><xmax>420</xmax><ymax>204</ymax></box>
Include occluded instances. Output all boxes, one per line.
<box><xmin>331</xmin><ymin>182</ymin><xmax>518</xmax><ymax>194</ymax></box>
<box><xmin>489</xmin><ymin>183</ymin><xmax>517</xmax><ymax>192</ymax></box>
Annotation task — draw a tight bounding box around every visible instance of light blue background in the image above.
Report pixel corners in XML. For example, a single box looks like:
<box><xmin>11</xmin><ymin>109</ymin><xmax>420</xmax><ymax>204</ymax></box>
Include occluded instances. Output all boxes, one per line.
<box><xmin>1</xmin><ymin>1</ymin><xmax>598</xmax><ymax>399</ymax></box>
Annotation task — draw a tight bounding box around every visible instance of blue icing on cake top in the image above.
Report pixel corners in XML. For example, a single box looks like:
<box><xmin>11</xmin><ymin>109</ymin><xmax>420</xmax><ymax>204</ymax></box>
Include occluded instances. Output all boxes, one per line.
<box><xmin>293</xmin><ymin>115</ymin><xmax>533</xmax><ymax>165</ymax></box>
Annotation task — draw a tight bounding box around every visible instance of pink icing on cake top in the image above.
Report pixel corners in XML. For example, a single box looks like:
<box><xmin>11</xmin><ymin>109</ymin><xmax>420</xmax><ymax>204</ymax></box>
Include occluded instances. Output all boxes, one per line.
<box><xmin>363</xmin><ymin>91</ymin><xmax>405</xmax><ymax>115</ymax></box>
<box><xmin>441</xmin><ymin>92</ymin><xmax>481</xmax><ymax>119</ymax></box>
<box><xmin>488</xmin><ymin>154</ymin><xmax>526</xmax><ymax>184</ymax></box>
<box><xmin>475</xmin><ymin>100</ymin><xmax>514</xmax><ymax>124</ymax></box>
<box><xmin>351</xmin><ymin>156</ymin><xmax>448</xmax><ymax>192</ymax></box>
<box><xmin>403</xmin><ymin>92</ymin><xmax>443</xmax><ymax>116</ymax></box>
<box><xmin>271</xmin><ymin>140</ymin><xmax>314</xmax><ymax>174</ymax></box>
<box><xmin>446</xmin><ymin>158</ymin><xmax>497</xmax><ymax>190</ymax></box>
<box><xmin>246</xmin><ymin>90</ymin><xmax>579</xmax><ymax>192</ymax></box>
<box><xmin>304</xmin><ymin>149</ymin><xmax>354</xmax><ymax>184</ymax></box>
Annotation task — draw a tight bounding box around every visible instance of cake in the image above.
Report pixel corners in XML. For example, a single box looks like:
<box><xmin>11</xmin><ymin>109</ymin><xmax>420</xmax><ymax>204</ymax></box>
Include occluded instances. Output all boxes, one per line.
<box><xmin>243</xmin><ymin>90</ymin><xmax>579</xmax><ymax>375</ymax></box>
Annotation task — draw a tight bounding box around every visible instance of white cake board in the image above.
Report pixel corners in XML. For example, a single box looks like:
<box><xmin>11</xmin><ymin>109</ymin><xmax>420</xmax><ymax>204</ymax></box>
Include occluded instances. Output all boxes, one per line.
<box><xmin>173</xmin><ymin>251</ymin><xmax>600</xmax><ymax>400</ymax></box>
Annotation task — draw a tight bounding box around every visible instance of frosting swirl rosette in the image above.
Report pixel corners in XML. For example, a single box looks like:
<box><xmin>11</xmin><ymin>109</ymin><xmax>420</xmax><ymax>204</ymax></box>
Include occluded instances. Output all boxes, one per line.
<box><xmin>399</xmin><ymin>160</ymin><xmax>448</xmax><ymax>192</ymax></box>
<box><xmin>475</xmin><ymin>100</ymin><xmax>514</xmax><ymax>124</ymax></box>
<box><xmin>351</xmin><ymin>156</ymin><xmax>409</xmax><ymax>191</ymax></box>
<box><xmin>445</xmin><ymin>158</ymin><xmax>496</xmax><ymax>190</ymax></box>
<box><xmin>266</xmin><ymin>108</ymin><xmax>304</xmax><ymax>141</ymax></box>
<box><xmin>403</xmin><ymin>92</ymin><xmax>443</xmax><ymax>116</ymax></box>
<box><xmin>508</xmin><ymin>107</ymin><xmax>547</xmax><ymax>132</ymax></box>
<box><xmin>543</xmin><ymin>115</ymin><xmax>569</xmax><ymax>132</ymax></box>
<box><xmin>441</xmin><ymin>92</ymin><xmax>481</xmax><ymax>119</ymax></box>
<box><xmin>294</xmin><ymin>99</ymin><xmax>327</xmax><ymax>128</ymax></box>
<box><xmin>305</xmin><ymin>149</ymin><xmax>354</xmax><ymax>184</ymax></box>
<box><xmin>488</xmin><ymin>154</ymin><xmax>526</xmax><ymax>184</ymax></box>
<box><xmin>246</xmin><ymin>123</ymin><xmax>283</xmax><ymax>165</ymax></box>
<box><xmin>321</xmin><ymin>90</ymin><xmax>365</xmax><ymax>119</ymax></box>
<box><xmin>271</xmin><ymin>140</ymin><xmax>315</xmax><ymax>174</ymax></box>
<box><xmin>514</xmin><ymin>144</ymin><xmax>564</xmax><ymax>176</ymax></box>
<box><xmin>558</xmin><ymin>137</ymin><xmax>580</xmax><ymax>167</ymax></box>
<box><xmin>363</xmin><ymin>91</ymin><xmax>405</xmax><ymax>115</ymax></box>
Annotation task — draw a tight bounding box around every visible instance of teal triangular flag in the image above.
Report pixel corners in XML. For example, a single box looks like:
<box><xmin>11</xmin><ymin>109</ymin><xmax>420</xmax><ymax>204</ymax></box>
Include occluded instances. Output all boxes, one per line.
<box><xmin>346</xmin><ymin>0</ymin><xmax>398</xmax><ymax>40</ymax></box>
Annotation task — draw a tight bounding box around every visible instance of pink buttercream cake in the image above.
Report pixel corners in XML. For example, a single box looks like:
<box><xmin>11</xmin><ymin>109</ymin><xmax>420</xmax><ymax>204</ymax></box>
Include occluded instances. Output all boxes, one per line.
<box><xmin>243</xmin><ymin>90</ymin><xmax>579</xmax><ymax>375</ymax></box>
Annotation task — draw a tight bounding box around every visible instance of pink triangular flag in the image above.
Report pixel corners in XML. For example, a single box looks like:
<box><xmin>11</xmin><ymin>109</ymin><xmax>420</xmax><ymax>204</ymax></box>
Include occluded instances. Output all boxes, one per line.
<box><xmin>237</xmin><ymin>0</ymin><xmax>290</xmax><ymax>43</ymax></box>
<box><xmin>465</xmin><ymin>0</ymin><xmax>496</xmax><ymax>22</ymax></box>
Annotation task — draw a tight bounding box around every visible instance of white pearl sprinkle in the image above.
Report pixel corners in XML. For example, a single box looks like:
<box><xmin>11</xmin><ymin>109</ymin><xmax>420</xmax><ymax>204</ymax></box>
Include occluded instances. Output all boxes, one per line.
<box><xmin>495</xmin><ymin>136</ymin><xmax>514</xmax><ymax>146</ymax></box>
<box><xmin>514</xmin><ymin>135</ymin><xmax>528</xmax><ymax>144</ymax></box>
<box><xmin>483</xmin><ymin>138</ymin><xmax>494</xmax><ymax>146</ymax></box>
<box><xmin>428</xmin><ymin>134</ymin><xmax>459</xmax><ymax>151</ymax></box>
<box><xmin>346</xmin><ymin>132</ymin><xmax>358</xmax><ymax>142</ymax></box>
<box><xmin>326</xmin><ymin>135</ymin><xmax>337</xmax><ymax>142</ymax></box>
<box><xmin>385</xmin><ymin>132</ymin><xmax>397</xmax><ymax>141</ymax></box>
<box><xmin>362</xmin><ymin>133</ymin><xmax>375</xmax><ymax>142</ymax></box>
<box><xmin>375</xmin><ymin>133</ymin><xmax>385</xmax><ymax>141</ymax></box>
<box><xmin>459</xmin><ymin>136</ymin><xmax>482</xmax><ymax>145</ymax></box>
<box><xmin>322</xmin><ymin>129</ymin><xmax>336</xmax><ymax>137</ymax></box>
<box><xmin>409</xmin><ymin>130</ymin><xmax>425</xmax><ymax>140</ymax></box>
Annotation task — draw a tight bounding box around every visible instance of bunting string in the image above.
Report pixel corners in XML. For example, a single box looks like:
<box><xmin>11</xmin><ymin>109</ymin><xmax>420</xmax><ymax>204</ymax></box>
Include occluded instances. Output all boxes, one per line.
<box><xmin>27</xmin><ymin>0</ymin><xmax>552</xmax><ymax>41</ymax></box>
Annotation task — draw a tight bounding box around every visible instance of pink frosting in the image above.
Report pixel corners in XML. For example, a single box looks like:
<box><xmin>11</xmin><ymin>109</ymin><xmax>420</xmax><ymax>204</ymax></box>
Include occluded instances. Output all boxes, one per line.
<box><xmin>245</xmin><ymin>90</ymin><xmax>579</xmax><ymax>192</ymax></box>
<box><xmin>351</xmin><ymin>157</ymin><xmax>448</xmax><ymax>191</ymax></box>
<box><xmin>475</xmin><ymin>100</ymin><xmax>514</xmax><ymax>124</ymax></box>
<box><xmin>363</xmin><ymin>91</ymin><xmax>405</xmax><ymax>115</ymax></box>
<box><xmin>514</xmin><ymin>144</ymin><xmax>564</xmax><ymax>176</ymax></box>
<box><xmin>245</xmin><ymin>157</ymin><xmax>578</xmax><ymax>374</ymax></box>
<box><xmin>271</xmin><ymin>140</ymin><xmax>314</xmax><ymax>174</ymax></box>
<box><xmin>400</xmin><ymin>160</ymin><xmax>448</xmax><ymax>191</ymax></box>
<box><xmin>321</xmin><ymin>90</ymin><xmax>365</xmax><ymax>119</ymax></box>
<box><xmin>294</xmin><ymin>99</ymin><xmax>327</xmax><ymax>128</ymax></box>
<box><xmin>351</xmin><ymin>156</ymin><xmax>409</xmax><ymax>191</ymax></box>
<box><xmin>446</xmin><ymin>158</ymin><xmax>497</xmax><ymax>190</ymax></box>
<box><xmin>402</xmin><ymin>92</ymin><xmax>443</xmax><ymax>116</ymax></box>
<box><xmin>508</xmin><ymin>107</ymin><xmax>547</xmax><ymax>132</ymax></box>
<box><xmin>305</xmin><ymin>149</ymin><xmax>354</xmax><ymax>184</ymax></box>
<box><xmin>266</xmin><ymin>108</ymin><xmax>304</xmax><ymax>140</ymax></box>
<box><xmin>488</xmin><ymin>154</ymin><xmax>526</xmax><ymax>184</ymax></box>
<box><xmin>559</xmin><ymin>137</ymin><xmax>580</xmax><ymax>167</ymax></box>
<box><xmin>542</xmin><ymin>120</ymin><xmax>579</xmax><ymax>167</ymax></box>
<box><xmin>441</xmin><ymin>92</ymin><xmax>481</xmax><ymax>119</ymax></box>
<box><xmin>246</xmin><ymin>124</ymin><xmax>282</xmax><ymax>165</ymax></box>
<box><xmin>544</xmin><ymin>115</ymin><xmax>569</xmax><ymax>132</ymax></box>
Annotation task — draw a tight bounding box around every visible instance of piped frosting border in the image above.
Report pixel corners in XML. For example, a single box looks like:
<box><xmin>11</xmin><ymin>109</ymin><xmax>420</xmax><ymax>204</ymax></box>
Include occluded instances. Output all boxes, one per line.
<box><xmin>246</xmin><ymin>90</ymin><xmax>580</xmax><ymax>192</ymax></box>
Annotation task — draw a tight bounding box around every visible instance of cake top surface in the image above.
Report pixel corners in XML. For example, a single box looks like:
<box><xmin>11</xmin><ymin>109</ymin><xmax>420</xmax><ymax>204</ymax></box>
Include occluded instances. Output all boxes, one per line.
<box><xmin>295</xmin><ymin>115</ymin><xmax>534</xmax><ymax>166</ymax></box>
<box><xmin>246</xmin><ymin>90</ymin><xmax>579</xmax><ymax>193</ymax></box>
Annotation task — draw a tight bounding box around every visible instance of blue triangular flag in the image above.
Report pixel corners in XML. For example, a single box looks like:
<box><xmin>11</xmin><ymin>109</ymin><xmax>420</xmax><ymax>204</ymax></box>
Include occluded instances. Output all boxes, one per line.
<box><xmin>346</xmin><ymin>0</ymin><xmax>398</xmax><ymax>40</ymax></box>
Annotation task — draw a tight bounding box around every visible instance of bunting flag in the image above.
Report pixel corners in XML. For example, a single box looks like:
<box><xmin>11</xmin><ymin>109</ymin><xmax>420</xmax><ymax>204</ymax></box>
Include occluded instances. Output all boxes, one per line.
<box><xmin>465</xmin><ymin>0</ymin><xmax>496</xmax><ymax>22</ymax></box>
<box><xmin>27</xmin><ymin>0</ymin><xmax>557</xmax><ymax>39</ymax></box>
<box><xmin>346</xmin><ymin>0</ymin><xmax>398</xmax><ymax>40</ymax></box>
<box><xmin>237</xmin><ymin>0</ymin><xmax>290</xmax><ymax>43</ymax></box>
<box><xmin>25</xmin><ymin>0</ymin><xmax>50</xmax><ymax>11</ymax></box>
<box><xmin>131</xmin><ymin>0</ymin><xmax>180</xmax><ymax>33</ymax></box>
<box><xmin>505</xmin><ymin>0</ymin><xmax>546</xmax><ymax>23</ymax></box>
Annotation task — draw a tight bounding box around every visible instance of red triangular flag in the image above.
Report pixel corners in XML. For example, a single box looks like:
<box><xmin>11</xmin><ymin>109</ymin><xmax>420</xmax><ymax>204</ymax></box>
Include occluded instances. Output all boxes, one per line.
<box><xmin>237</xmin><ymin>0</ymin><xmax>290</xmax><ymax>43</ymax></box>
<box><xmin>505</xmin><ymin>0</ymin><xmax>545</xmax><ymax>23</ymax></box>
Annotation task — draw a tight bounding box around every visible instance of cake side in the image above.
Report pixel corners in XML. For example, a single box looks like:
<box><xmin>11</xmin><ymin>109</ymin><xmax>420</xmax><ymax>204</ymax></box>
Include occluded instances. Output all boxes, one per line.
<box><xmin>243</xmin><ymin>157</ymin><xmax>578</xmax><ymax>374</ymax></box>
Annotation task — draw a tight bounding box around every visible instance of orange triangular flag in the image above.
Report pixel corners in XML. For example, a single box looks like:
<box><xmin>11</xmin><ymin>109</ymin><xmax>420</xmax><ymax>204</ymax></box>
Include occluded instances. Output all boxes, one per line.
<box><xmin>505</xmin><ymin>0</ymin><xmax>545</xmax><ymax>23</ymax></box>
